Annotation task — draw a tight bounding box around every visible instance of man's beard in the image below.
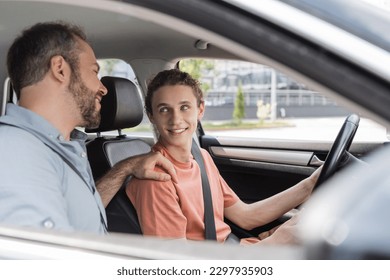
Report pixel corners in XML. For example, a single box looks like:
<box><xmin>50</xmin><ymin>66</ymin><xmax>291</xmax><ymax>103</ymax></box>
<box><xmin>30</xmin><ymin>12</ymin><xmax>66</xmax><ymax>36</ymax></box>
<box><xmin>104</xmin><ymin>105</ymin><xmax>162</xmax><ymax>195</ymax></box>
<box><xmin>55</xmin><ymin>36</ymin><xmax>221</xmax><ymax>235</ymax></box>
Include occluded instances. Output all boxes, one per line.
<box><xmin>68</xmin><ymin>72</ymin><xmax>101</xmax><ymax>129</ymax></box>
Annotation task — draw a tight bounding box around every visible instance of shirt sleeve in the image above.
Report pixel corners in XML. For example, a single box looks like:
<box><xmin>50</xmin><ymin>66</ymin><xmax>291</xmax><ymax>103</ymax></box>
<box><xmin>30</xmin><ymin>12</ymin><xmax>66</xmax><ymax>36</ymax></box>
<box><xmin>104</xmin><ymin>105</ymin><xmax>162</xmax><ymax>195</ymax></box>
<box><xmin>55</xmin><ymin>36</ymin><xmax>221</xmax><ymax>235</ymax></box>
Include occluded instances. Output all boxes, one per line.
<box><xmin>0</xmin><ymin>127</ymin><xmax>74</xmax><ymax>231</ymax></box>
<box><xmin>219</xmin><ymin>175</ymin><xmax>240</xmax><ymax>208</ymax></box>
<box><xmin>126</xmin><ymin>177</ymin><xmax>187</xmax><ymax>239</ymax></box>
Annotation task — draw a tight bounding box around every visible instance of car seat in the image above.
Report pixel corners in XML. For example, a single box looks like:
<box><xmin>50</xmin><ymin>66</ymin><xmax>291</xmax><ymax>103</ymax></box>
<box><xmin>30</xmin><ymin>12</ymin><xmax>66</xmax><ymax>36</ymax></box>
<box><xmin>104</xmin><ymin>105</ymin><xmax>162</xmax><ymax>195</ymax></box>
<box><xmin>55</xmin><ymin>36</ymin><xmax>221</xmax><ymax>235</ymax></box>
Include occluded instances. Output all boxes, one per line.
<box><xmin>86</xmin><ymin>76</ymin><xmax>150</xmax><ymax>234</ymax></box>
<box><xmin>1</xmin><ymin>78</ymin><xmax>14</xmax><ymax>116</ymax></box>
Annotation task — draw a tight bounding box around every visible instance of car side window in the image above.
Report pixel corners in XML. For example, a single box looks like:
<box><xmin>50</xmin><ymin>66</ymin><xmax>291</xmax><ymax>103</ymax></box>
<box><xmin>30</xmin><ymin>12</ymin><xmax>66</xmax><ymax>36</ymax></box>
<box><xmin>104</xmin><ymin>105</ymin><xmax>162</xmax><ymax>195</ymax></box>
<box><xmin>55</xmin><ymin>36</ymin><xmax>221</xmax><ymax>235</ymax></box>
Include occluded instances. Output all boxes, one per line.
<box><xmin>179</xmin><ymin>59</ymin><xmax>388</xmax><ymax>142</ymax></box>
<box><xmin>96</xmin><ymin>59</ymin><xmax>154</xmax><ymax>139</ymax></box>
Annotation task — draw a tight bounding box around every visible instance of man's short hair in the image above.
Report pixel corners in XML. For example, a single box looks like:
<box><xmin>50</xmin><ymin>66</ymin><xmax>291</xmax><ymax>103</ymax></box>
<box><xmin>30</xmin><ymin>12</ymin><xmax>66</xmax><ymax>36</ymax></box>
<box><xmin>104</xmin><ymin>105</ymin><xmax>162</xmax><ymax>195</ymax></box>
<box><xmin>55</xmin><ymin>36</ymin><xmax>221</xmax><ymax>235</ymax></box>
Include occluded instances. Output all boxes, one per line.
<box><xmin>7</xmin><ymin>21</ymin><xmax>87</xmax><ymax>98</ymax></box>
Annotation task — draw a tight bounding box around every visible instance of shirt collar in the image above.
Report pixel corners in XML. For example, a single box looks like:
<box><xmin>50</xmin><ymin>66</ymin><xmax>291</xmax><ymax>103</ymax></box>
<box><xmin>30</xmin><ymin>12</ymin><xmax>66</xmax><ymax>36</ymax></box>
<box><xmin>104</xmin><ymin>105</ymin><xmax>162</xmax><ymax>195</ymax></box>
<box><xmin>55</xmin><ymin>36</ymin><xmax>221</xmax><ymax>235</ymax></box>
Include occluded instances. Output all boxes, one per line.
<box><xmin>5</xmin><ymin>103</ymin><xmax>87</xmax><ymax>142</ymax></box>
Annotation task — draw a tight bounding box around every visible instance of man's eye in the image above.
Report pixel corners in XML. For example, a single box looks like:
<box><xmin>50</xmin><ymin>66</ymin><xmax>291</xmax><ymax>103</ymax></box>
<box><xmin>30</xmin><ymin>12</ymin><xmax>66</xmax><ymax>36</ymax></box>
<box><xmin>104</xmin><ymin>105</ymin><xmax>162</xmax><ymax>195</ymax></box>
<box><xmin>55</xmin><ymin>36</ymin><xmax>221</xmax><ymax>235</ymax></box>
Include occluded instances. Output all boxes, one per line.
<box><xmin>181</xmin><ymin>105</ymin><xmax>189</xmax><ymax>111</ymax></box>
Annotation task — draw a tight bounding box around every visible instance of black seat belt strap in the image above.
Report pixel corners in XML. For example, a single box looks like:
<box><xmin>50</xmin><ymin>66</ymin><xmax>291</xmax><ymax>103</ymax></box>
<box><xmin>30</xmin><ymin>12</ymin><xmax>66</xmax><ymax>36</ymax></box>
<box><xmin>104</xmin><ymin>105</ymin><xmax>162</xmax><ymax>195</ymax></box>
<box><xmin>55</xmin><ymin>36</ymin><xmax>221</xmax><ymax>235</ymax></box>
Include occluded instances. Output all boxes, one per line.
<box><xmin>191</xmin><ymin>141</ymin><xmax>217</xmax><ymax>240</ymax></box>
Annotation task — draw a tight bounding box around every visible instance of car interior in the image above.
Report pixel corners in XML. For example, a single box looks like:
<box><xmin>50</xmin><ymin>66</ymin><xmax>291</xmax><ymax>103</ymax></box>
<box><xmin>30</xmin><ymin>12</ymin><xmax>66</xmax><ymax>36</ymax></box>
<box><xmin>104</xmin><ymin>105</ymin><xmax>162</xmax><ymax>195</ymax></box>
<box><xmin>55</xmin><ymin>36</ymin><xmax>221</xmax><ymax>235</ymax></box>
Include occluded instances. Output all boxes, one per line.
<box><xmin>0</xmin><ymin>0</ymin><xmax>390</xmax><ymax>259</ymax></box>
<box><xmin>0</xmin><ymin>0</ymin><xmax>387</xmax><ymax>234</ymax></box>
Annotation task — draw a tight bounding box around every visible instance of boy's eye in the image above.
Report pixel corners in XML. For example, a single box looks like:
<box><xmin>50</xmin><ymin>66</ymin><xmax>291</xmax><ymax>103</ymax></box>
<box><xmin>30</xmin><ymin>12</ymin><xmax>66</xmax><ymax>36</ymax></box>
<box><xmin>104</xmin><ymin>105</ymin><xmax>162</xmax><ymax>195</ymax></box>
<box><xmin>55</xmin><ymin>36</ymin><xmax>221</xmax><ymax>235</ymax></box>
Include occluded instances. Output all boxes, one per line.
<box><xmin>159</xmin><ymin>107</ymin><xmax>168</xmax><ymax>113</ymax></box>
<box><xmin>181</xmin><ymin>105</ymin><xmax>190</xmax><ymax>111</ymax></box>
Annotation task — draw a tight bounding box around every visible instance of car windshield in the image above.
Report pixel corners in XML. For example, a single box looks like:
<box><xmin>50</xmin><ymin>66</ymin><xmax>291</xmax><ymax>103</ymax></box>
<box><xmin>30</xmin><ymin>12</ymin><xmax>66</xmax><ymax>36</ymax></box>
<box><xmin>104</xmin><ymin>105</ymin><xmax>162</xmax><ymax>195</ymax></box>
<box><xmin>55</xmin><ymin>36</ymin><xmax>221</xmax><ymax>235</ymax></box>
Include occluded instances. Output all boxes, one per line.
<box><xmin>228</xmin><ymin>0</ymin><xmax>390</xmax><ymax>51</ymax></box>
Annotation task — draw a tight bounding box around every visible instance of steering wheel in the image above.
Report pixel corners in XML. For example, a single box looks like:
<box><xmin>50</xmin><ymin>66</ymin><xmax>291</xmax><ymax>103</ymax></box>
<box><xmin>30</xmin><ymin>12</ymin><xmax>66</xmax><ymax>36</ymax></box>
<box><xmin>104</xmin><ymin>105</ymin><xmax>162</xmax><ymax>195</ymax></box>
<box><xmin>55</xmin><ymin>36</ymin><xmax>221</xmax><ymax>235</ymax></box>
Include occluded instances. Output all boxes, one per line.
<box><xmin>314</xmin><ymin>114</ymin><xmax>360</xmax><ymax>188</ymax></box>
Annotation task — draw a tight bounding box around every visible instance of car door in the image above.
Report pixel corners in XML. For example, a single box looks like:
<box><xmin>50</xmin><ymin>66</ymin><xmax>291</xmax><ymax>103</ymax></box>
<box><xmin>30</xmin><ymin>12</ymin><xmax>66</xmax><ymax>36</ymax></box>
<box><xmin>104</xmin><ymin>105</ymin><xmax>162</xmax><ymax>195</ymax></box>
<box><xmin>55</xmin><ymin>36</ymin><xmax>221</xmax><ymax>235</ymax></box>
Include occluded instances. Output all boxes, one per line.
<box><xmin>186</xmin><ymin>59</ymin><xmax>388</xmax><ymax>237</ymax></box>
<box><xmin>198</xmin><ymin>117</ymin><xmax>385</xmax><ymax>237</ymax></box>
<box><xmin>200</xmin><ymin>126</ymin><xmax>384</xmax><ymax>203</ymax></box>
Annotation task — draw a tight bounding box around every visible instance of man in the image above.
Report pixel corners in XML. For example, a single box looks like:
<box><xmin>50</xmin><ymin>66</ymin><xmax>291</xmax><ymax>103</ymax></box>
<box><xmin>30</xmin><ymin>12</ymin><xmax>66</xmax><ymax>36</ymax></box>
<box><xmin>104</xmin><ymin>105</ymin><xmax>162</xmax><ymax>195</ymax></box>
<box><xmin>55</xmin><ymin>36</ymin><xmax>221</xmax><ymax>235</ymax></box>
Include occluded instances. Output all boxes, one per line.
<box><xmin>0</xmin><ymin>21</ymin><xmax>176</xmax><ymax>234</ymax></box>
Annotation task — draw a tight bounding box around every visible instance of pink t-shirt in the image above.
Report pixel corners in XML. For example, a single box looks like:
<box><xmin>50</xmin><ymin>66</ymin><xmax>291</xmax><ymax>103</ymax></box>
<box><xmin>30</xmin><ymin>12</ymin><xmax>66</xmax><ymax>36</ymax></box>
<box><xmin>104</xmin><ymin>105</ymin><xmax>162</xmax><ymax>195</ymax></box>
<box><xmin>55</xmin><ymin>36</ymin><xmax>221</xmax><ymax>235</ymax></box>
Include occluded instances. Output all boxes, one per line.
<box><xmin>126</xmin><ymin>143</ymin><xmax>239</xmax><ymax>242</ymax></box>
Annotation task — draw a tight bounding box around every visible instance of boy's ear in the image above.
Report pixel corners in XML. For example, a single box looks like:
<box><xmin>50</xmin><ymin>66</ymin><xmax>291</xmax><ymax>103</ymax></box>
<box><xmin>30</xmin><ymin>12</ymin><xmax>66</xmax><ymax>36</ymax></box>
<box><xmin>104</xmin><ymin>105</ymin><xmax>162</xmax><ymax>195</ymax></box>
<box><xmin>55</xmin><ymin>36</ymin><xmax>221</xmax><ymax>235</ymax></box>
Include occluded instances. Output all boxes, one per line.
<box><xmin>147</xmin><ymin>112</ymin><xmax>155</xmax><ymax>124</ymax></box>
<box><xmin>198</xmin><ymin>101</ymin><xmax>205</xmax><ymax>120</ymax></box>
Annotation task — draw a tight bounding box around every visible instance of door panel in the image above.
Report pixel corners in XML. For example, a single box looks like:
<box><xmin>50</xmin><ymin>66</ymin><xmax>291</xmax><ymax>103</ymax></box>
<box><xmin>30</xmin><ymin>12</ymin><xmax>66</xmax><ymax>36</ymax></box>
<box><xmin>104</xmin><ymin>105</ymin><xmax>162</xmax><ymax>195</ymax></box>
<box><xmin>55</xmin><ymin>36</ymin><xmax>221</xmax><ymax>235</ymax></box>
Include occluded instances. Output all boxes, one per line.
<box><xmin>200</xmin><ymin>134</ymin><xmax>381</xmax><ymax>202</ymax></box>
<box><xmin>200</xmin><ymin>134</ymin><xmax>382</xmax><ymax>237</ymax></box>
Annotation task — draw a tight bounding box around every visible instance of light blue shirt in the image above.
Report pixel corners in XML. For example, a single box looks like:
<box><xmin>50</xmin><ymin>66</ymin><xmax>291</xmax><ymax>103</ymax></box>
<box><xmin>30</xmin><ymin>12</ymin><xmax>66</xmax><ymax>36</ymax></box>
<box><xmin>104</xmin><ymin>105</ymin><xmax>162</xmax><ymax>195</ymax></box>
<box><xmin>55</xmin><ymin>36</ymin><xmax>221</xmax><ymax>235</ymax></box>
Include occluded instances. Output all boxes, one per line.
<box><xmin>0</xmin><ymin>104</ymin><xmax>107</xmax><ymax>234</ymax></box>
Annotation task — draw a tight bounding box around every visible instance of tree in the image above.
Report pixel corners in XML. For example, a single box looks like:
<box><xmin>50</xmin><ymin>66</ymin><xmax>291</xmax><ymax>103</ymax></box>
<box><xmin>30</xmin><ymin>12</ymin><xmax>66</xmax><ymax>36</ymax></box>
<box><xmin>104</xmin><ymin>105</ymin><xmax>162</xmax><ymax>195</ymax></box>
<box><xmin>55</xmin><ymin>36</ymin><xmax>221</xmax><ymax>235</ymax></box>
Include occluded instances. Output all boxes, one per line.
<box><xmin>98</xmin><ymin>59</ymin><xmax>118</xmax><ymax>76</ymax></box>
<box><xmin>179</xmin><ymin>59</ymin><xmax>214</xmax><ymax>94</ymax></box>
<box><xmin>233</xmin><ymin>81</ymin><xmax>245</xmax><ymax>124</ymax></box>
<box><xmin>256</xmin><ymin>100</ymin><xmax>271</xmax><ymax>124</ymax></box>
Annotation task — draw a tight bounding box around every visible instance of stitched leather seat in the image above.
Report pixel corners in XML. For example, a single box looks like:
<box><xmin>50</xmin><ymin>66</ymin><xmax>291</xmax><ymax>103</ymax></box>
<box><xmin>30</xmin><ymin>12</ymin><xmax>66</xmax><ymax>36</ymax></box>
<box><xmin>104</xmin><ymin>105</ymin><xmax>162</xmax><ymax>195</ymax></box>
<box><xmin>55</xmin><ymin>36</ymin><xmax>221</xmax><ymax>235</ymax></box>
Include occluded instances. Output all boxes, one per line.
<box><xmin>86</xmin><ymin>76</ymin><xmax>150</xmax><ymax>234</ymax></box>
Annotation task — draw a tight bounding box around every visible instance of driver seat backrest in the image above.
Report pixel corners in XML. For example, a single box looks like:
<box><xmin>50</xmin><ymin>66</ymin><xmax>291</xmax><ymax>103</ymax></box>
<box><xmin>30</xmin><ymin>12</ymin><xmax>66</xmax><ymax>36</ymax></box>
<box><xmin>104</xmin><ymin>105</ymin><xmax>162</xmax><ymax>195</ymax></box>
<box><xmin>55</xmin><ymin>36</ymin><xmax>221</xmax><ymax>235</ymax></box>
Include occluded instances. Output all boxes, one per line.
<box><xmin>86</xmin><ymin>76</ymin><xmax>150</xmax><ymax>234</ymax></box>
<box><xmin>1</xmin><ymin>78</ymin><xmax>15</xmax><ymax>116</ymax></box>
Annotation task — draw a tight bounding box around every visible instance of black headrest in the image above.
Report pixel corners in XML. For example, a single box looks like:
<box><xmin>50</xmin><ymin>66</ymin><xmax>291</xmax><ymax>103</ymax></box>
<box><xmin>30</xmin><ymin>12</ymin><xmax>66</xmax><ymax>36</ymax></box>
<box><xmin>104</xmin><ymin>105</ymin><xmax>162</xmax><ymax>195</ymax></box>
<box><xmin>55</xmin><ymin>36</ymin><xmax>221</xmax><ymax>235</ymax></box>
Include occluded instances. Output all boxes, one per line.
<box><xmin>86</xmin><ymin>76</ymin><xmax>144</xmax><ymax>133</ymax></box>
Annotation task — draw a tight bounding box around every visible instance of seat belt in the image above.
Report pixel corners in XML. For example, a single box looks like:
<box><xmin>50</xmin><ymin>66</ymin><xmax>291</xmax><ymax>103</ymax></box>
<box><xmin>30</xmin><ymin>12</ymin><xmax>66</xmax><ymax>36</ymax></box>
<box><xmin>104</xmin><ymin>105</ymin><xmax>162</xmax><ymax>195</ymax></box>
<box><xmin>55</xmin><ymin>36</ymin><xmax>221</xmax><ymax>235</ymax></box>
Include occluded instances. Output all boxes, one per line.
<box><xmin>42</xmin><ymin>143</ymin><xmax>108</xmax><ymax>234</ymax></box>
<box><xmin>191</xmin><ymin>141</ymin><xmax>217</xmax><ymax>240</ymax></box>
